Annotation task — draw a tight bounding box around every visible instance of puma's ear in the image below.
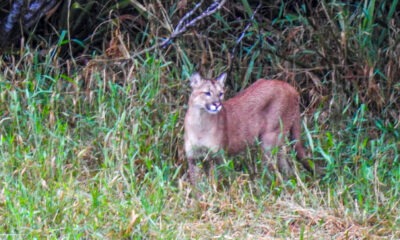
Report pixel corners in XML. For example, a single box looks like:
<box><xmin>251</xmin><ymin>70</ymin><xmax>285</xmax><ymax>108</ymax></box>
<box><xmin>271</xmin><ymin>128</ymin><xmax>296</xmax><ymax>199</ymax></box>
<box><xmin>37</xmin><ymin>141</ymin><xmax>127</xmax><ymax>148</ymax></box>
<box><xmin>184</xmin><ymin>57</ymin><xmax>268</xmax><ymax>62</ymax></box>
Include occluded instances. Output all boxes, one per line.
<box><xmin>189</xmin><ymin>72</ymin><xmax>203</xmax><ymax>88</ymax></box>
<box><xmin>216</xmin><ymin>72</ymin><xmax>227</xmax><ymax>86</ymax></box>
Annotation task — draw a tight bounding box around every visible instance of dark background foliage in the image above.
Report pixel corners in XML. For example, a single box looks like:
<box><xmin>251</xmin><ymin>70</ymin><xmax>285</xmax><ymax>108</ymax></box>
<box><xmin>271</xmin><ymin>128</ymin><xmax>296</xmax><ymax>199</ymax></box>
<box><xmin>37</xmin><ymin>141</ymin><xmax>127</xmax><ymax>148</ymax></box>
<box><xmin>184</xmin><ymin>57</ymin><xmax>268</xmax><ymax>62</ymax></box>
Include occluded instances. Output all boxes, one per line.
<box><xmin>1</xmin><ymin>0</ymin><xmax>399</xmax><ymax>125</ymax></box>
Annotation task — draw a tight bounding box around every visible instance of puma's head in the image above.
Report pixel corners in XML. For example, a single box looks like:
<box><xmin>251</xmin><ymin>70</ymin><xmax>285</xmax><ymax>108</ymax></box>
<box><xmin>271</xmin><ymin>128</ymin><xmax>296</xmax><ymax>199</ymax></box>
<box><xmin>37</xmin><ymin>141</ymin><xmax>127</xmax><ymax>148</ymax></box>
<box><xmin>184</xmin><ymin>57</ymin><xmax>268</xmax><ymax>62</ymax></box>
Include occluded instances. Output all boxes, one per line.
<box><xmin>189</xmin><ymin>72</ymin><xmax>227</xmax><ymax>114</ymax></box>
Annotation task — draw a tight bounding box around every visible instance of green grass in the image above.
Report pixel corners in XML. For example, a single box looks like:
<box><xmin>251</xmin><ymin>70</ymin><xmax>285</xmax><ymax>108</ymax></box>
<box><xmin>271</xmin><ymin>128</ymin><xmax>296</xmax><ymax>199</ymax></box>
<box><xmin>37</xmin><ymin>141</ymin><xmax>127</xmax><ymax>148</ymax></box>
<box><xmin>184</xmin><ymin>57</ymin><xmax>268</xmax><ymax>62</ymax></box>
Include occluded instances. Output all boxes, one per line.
<box><xmin>0</xmin><ymin>48</ymin><xmax>399</xmax><ymax>239</ymax></box>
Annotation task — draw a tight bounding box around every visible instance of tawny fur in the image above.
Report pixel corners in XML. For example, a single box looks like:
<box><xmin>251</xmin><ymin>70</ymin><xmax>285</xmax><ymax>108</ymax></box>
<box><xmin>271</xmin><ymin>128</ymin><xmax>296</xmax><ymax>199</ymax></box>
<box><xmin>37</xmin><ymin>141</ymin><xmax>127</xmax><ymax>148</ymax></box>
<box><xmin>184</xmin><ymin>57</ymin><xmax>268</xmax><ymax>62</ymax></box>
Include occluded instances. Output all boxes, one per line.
<box><xmin>184</xmin><ymin>73</ymin><xmax>312</xmax><ymax>185</ymax></box>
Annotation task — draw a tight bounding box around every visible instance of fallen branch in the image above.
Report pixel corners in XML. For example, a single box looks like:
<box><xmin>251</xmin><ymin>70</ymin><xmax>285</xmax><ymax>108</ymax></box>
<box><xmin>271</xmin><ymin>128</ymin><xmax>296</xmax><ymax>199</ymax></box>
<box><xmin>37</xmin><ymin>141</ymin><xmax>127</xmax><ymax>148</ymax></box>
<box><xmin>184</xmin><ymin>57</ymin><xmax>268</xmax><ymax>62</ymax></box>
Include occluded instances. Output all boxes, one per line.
<box><xmin>129</xmin><ymin>0</ymin><xmax>227</xmax><ymax>60</ymax></box>
<box><xmin>92</xmin><ymin>0</ymin><xmax>226</xmax><ymax>62</ymax></box>
<box><xmin>163</xmin><ymin>0</ymin><xmax>226</xmax><ymax>47</ymax></box>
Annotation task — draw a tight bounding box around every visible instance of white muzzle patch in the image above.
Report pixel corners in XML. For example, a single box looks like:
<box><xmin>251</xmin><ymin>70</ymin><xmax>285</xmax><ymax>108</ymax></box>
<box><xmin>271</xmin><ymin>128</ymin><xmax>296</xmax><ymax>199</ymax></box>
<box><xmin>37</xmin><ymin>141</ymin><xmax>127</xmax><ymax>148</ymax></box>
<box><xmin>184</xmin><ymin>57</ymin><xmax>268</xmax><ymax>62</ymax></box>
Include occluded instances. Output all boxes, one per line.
<box><xmin>206</xmin><ymin>103</ymin><xmax>222</xmax><ymax>114</ymax></box>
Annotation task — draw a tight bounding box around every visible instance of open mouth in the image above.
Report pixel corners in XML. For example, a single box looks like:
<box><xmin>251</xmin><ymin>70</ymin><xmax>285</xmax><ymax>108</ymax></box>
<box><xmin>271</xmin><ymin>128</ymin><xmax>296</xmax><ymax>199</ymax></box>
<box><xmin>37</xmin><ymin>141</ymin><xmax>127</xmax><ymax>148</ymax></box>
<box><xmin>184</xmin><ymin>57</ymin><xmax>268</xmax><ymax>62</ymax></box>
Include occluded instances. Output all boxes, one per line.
<box><xmin>206</xmin><ymin>104</ymin><xmax>222</xmax><ymax>114</ymax></box>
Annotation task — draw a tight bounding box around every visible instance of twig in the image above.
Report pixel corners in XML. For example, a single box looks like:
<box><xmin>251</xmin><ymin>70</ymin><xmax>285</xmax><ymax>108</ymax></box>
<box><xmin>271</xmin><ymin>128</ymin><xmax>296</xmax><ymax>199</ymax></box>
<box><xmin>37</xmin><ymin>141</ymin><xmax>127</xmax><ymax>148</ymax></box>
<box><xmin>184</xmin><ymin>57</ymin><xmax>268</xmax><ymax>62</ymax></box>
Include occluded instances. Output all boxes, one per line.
<box><xmin>175</xmin><ymin>0</ymin><xmax>204</xmax><ymax>32</ymax></box>
<box><xmin>229</xmin><ymin>3</ymin><xmax>261</xmax><ymax>64</ymax></box>
<box><xmin>93</xmin><ymin>0</ymin><xmax>226</xmax><ymax>62</ymax></box>
<box><xmin>132</xmin><ymin>0</ymin><xmax>227</xmax><ymax>59</ymax></box>
<box><xmin>24</xmin><ymin>0</ymin><xmax>58</xmax><ymax>28</ymax></box>
<box><xmin>165</xmin><ymin>0</ymin><xmax>226</xmax><ymax>47</ymax></box>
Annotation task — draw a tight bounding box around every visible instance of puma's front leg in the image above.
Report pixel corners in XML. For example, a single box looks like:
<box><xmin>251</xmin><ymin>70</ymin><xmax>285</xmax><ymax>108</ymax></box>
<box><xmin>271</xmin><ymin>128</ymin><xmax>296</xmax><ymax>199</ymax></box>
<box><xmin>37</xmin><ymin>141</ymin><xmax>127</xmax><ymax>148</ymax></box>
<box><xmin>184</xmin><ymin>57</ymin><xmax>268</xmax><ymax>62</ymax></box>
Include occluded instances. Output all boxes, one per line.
<box><xmin>188</xmin><ymin>157</ymin><xmax>198</xmax><ymax>186</ymax></box>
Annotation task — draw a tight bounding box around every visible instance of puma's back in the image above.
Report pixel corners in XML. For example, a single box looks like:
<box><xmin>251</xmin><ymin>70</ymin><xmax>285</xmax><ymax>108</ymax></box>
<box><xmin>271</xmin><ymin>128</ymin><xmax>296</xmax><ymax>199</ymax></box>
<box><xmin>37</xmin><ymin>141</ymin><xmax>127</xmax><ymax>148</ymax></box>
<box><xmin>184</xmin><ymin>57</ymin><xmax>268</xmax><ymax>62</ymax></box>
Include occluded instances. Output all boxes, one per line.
<box><xmin>222</xmin><ymin>79</ymin><xmax>301</xmax><ymax>153</ymax></box>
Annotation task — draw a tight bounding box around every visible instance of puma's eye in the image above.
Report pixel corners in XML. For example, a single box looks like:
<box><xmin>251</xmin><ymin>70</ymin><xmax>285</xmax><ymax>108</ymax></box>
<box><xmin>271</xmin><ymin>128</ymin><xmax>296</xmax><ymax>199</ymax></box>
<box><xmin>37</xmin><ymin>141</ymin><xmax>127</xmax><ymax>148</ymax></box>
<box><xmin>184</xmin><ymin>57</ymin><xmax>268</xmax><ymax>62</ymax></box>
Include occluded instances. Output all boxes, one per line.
<box><xmin>204</xmin><ymin>92</ymin><xmax>211</xmax><ymax>96</ymax></box>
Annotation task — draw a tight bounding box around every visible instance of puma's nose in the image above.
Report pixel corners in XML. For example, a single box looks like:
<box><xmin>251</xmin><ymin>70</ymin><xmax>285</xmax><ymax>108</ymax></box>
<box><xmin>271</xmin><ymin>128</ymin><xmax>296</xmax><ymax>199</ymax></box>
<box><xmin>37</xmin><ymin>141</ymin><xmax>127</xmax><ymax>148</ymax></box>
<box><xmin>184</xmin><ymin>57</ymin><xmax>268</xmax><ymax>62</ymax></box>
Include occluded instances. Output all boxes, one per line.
<box><xmin>206</xmin><ymin>101</ymin><xmax>222</xmax><ymax>113</ymax></box>
<box><xmin>213</xmin><ymin>102</ymin><xmax>222</xmax><ymax>111</ymax></box>
<box><xmin>213</xmin><ymin>101</ymin><xmax>221</xmax><ymax>107</ymax></box>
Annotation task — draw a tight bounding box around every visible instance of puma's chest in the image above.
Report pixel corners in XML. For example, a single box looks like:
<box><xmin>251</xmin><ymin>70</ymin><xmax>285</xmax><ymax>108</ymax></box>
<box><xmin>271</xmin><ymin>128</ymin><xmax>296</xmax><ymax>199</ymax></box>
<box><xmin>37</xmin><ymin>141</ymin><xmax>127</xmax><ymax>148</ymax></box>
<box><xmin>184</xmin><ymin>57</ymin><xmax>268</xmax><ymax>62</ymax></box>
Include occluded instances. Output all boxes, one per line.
<box><xmin>187</xmin><ymin>126</ymin><xmax>223</xmax><ymax>149</ymax></box>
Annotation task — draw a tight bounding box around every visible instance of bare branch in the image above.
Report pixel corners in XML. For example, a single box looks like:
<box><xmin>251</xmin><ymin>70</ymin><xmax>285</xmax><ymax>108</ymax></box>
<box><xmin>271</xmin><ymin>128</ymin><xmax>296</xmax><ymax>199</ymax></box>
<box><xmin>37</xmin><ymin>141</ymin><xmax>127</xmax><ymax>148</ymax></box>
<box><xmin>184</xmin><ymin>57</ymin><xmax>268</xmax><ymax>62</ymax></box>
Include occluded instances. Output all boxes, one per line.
<box><xmin>175</xmin><ymin>0</ymin><xmax>204</xmax><ymax>31</ymax></box>
<box><xmin>137</xmin><ymin>0</ymin><xmax>227</xmax><ymax>58</ymax></box>
<box><xmin>230</xmin><ymin>3</ymin><xmax>262</xmax><ymax>61</ymax></box>
<box><xmin>168</xmin><ymin>0</ymin><xmax>226</xmax><ymax>43</ymax></box>
<box><xmin>24</xmin><ymin>0</ymin><xmax>58</xmax><ymax>28</ymax></box>
<box><xmin>93</xmin><ymin>0</ymin><xmax>227</xmax><ymax>62</ymax></box>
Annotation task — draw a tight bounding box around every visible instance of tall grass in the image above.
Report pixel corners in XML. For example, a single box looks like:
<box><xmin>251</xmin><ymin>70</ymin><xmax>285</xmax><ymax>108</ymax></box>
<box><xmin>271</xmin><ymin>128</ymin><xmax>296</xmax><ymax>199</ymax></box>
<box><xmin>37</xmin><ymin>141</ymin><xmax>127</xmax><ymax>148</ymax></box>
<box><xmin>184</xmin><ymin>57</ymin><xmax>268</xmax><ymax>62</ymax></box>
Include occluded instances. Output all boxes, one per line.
<box><xmin>0</xmin><ymin>0</ymin><xmax>399</xmax><ymax>238</ymax></box>
<box><xmin>1</xmin><ymin>48</ymin><xmax>399</xmax><ymax>238</ymax></box>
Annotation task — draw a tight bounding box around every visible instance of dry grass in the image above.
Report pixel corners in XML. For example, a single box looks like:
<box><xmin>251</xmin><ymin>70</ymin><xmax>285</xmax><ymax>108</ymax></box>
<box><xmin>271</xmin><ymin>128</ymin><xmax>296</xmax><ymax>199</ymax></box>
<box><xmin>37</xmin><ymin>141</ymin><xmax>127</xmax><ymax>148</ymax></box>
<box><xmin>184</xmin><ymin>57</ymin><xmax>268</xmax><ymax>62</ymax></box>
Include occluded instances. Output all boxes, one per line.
<box><xmin>153</xmin><ymin>177</ymin><xmax>397</xmax><ymax>239</ymax></box>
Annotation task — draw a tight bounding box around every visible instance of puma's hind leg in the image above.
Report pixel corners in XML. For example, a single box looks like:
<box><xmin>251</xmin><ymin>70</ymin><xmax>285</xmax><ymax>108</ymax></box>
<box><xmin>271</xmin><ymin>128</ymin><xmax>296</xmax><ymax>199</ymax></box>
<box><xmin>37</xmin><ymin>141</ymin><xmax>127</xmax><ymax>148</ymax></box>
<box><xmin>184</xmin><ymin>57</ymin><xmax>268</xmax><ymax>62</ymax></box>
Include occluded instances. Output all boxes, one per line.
<box><xmin>260</xmin><ymin>131</ymin><xmax>294</xmax><ymax>178</ymax></box>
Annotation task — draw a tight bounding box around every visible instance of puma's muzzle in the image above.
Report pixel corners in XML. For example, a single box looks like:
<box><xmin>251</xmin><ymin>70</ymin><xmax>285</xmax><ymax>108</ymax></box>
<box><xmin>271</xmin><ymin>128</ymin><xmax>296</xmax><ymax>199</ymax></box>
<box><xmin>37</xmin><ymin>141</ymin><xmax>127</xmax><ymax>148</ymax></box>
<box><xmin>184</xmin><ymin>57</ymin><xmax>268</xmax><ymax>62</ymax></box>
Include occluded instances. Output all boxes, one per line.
<box><xmin>206</xmin><ymin>102</ymin><xmax>222</xmax><ymax>114</ymax></box>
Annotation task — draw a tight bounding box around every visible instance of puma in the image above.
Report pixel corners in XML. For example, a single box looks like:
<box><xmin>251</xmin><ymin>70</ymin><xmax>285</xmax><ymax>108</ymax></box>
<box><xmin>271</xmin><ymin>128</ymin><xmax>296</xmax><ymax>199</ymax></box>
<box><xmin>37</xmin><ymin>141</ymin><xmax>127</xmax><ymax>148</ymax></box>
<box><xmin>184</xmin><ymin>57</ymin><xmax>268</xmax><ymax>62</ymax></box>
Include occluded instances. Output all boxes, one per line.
<box><xmin>184</xmin><ymin>72</ymin><xmax>313</xmax><ymax>185</ymax></box>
